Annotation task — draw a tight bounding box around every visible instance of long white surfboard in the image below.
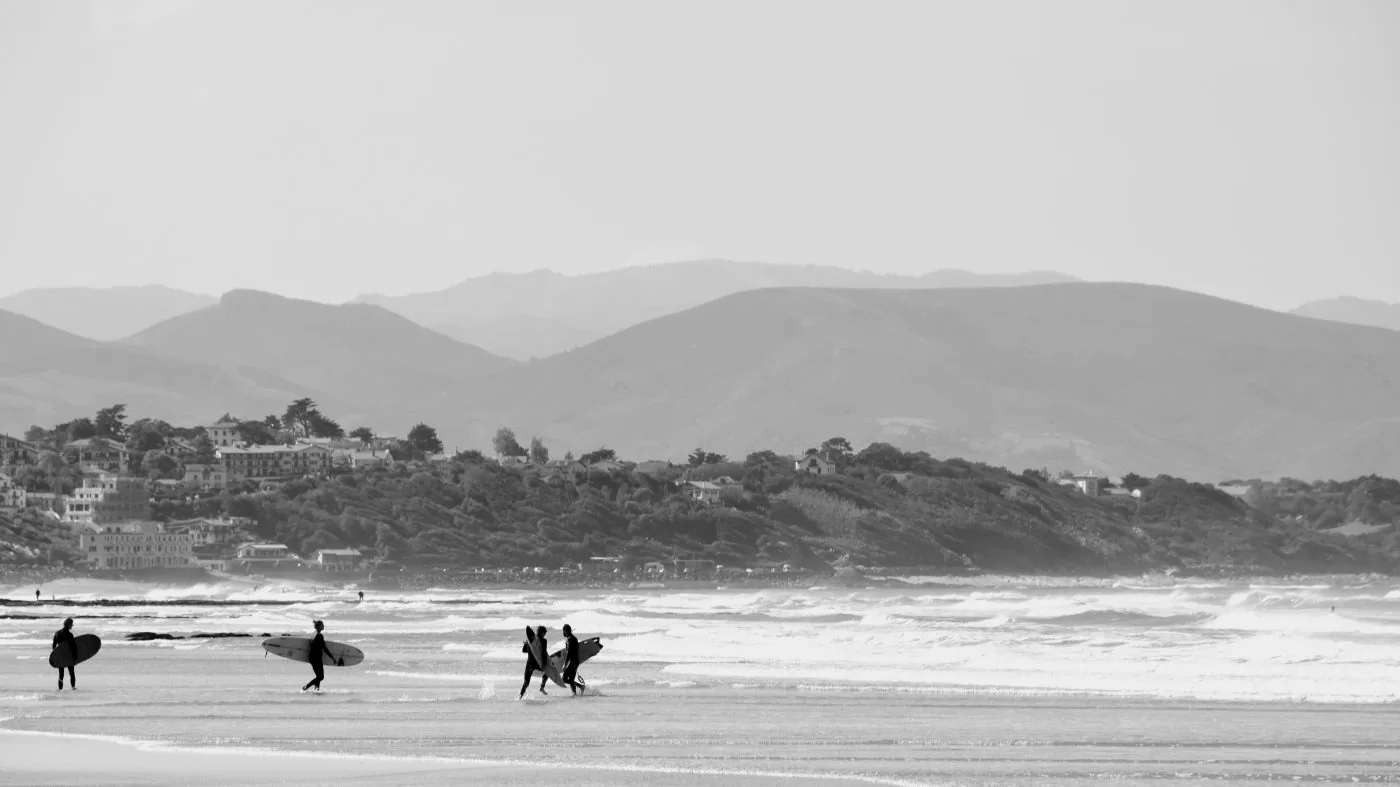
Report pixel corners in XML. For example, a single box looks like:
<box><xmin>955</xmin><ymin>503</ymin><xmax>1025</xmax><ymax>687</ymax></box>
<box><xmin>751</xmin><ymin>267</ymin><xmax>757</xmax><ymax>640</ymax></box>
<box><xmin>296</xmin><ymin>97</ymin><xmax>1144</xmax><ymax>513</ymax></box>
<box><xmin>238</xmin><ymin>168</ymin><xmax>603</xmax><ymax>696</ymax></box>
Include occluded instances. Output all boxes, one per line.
<box><xmin>262</xmin><ymin>636</ymin><xmax>364</xmax><ymax>667</ymax></box>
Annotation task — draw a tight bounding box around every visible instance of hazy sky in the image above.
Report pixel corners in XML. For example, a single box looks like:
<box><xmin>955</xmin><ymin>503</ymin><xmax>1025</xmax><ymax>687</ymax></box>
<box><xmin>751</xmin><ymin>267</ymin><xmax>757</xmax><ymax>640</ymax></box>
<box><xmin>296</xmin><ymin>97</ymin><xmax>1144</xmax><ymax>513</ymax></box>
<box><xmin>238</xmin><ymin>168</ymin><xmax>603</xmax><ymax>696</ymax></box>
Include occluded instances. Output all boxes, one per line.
<box><xmin>1</xmin><ymin>0</ymin><xmax>1396</xmax><ymax>309</ymax></box>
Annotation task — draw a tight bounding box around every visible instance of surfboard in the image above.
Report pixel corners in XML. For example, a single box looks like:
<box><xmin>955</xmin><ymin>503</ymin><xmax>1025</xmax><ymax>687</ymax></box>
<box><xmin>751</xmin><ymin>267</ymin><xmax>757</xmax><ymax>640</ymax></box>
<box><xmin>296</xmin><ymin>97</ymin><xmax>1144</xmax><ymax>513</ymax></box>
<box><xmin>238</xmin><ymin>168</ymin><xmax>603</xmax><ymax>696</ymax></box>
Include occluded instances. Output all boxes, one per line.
<box><xmin>262</xmin><ymin>636</ymin><xmax>364</xmax><ymax>667</ymax></box>
<box><xmin>49</xmin><ymin>634</ymin><xmax>101</xmax><ymax>669</ymax></box>
<box><xmin>523</xmin><ymin>627</ymin><xmax>565</xmax><ymax>687</ymax></box>
<box><xmin>547</xmin><ymin>637</ymin><xmax>603</xmax><ymax>685</ymax></box>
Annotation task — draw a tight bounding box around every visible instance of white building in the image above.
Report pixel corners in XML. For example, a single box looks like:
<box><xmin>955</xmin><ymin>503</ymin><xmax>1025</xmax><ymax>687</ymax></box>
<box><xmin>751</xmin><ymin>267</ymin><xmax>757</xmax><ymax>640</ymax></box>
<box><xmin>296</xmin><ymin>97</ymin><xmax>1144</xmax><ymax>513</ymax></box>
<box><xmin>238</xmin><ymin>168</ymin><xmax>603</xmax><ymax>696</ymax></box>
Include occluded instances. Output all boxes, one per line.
<box><xmin>183</xmin><ymin>463</ymin><xmax>227</xmax><ymax>492</ymax></box>
<box><xmin>63</xmin><ymin>472</ymin><xmax>149</xmax><ymax>529</ymax></box>
<box><xmin>315</xmin><ymin>548</ymin><xmax>363</xmax><ymax>572</ymax></box>
<box><xmin>204</xmin><ymin>422</ymin><xmax>241</xmax><ymax>447</ymax></box>
<box><xmin>81</xmin><ymin>521</ymin><xmax>194</xmax><ymax>570</ymax></box>
<box><xmin>219</xmin><ymin>444</ymin><xmax>331</xmax><ymax>482</ymax></box>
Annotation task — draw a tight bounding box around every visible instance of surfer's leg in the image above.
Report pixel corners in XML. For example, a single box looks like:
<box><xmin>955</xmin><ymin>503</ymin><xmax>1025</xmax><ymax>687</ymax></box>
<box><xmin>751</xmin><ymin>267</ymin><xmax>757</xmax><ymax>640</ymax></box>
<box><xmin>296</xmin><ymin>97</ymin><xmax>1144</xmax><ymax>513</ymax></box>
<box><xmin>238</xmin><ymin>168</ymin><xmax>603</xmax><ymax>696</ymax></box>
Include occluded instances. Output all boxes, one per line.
<box><xmin>67</xmin><ymin>667</ymin><xmax>75</xmax><ymax>689</ymax></box>
<box><xmin>56</xmin><ymin>668</ymin><xmax>63</xmax><ymax>690</ymax></box>
<box><xmin>519</xmin><ymin>664</ymin><xmax>535</xmax><ymax>698</ymax></box>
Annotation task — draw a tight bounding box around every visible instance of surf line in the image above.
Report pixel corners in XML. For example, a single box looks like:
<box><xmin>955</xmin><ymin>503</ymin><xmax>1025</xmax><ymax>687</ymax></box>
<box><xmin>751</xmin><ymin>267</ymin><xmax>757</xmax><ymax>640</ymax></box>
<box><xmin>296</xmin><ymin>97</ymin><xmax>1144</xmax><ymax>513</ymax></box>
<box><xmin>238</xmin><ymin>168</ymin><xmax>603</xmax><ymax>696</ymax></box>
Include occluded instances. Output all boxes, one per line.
<box><xmin>0</xmin><ymin>728</ymin><xmax>942</xmax><ymax>787</ymax></box>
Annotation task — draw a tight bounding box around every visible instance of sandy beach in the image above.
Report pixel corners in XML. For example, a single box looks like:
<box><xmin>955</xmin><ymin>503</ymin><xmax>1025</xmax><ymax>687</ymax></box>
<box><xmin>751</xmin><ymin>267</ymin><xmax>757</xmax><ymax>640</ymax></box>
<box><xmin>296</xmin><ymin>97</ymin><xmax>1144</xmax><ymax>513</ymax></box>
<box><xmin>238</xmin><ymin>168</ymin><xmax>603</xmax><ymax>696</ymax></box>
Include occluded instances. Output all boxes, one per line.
<box><xmin>6</xmin><ymin>577</ymin><xmax>1400</xmax><ymax>785</ymax></box>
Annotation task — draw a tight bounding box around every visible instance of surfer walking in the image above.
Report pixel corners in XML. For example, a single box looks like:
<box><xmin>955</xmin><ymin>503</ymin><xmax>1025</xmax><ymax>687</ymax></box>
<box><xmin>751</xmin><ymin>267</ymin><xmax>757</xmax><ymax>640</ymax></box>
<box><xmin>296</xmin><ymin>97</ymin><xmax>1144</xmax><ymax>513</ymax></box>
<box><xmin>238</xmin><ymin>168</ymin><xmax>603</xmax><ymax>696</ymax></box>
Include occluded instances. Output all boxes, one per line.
<box><xmin>519</xmin><ymin>625</ymin><xmax>550</xmax><ymax>698</ymax></box>
<box><xmin>561</xmin><ymin>624</ymin><xmax>583</xmax><ymax>696</ymax></box>
<box><xmin>53</xmin><ymin>618</ymin><xmax>77</xmax><ymax>691</ymax></box>
<box><xmin>301</xmin><ymin>620</ymin><xmax>343</xmax><ymax>692</ymax></box>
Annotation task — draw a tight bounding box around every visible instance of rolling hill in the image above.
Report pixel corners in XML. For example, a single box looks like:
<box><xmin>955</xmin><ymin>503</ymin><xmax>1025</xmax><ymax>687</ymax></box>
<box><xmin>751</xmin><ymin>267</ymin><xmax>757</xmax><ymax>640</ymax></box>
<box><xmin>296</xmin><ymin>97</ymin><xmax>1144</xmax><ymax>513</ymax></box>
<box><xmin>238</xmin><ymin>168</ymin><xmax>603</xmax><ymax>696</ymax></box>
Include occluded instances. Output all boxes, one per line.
<box><xmin>354</xmin><ymin>260</ymin><xmax>1077</xmax><ymax>360</ymax></box>
<box><xmin>488</xmin><ymin>283</ymin><xmax>1400</xmax><ymax>480</ymax></box>
<box><xmin>123</xmin><ymin>290</ymin><xmax>517</xmax><ymax>441</ymax></box>
<box><xmin>1292</xmin><ymin>296</ymin><xmax>1400</xmax><ymax>333</ymax></box>
<box><xmin>0</xmin><ymin>285</ymin><xmax>217</xmax><ymax>341</ymax></box>
<box><xmin>0</xmin><ymin>308</ymin><xmax>299</xmax><ymax>432</ymax></box>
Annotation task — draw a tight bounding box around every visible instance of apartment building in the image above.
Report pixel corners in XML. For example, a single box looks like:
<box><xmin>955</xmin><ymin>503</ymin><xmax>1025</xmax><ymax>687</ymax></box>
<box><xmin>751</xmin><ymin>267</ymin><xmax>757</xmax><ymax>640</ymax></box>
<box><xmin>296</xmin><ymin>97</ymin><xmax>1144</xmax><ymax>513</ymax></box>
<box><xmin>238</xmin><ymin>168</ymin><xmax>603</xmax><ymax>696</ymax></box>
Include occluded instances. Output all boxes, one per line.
<box><xmin>183</xmin><ymin>463</ymin><xmax>227</xmax><ymax>492</ymax></box>
<box><xmin>0</xmin><ymin>472</ymin><xmax>26</xmax><ymax>508</ymax></box>
<box><xmin>0</xmin><ymin>433</ymin><xmax>40</xmax><ymax>466</ymax></box>
<box><xmin>63</xmin><ymin>472</ymin><xmax>149</xmax><ymax>528</ymax></box>
<box><xmin>81</xmin><ymin>521</ymin><xmax>194</xmax><ymax>570</ymax></box>
<box><xmin>219</xmin><ymin>444</ymin><xmax>331</xmax><ymax>482</ymax></box>
<box><xmin>65</xmin><ymin>438</ymin><xmax>132</xmax><ymax>473</ymax></box>
<box><xmin>204</xmin><ymin>422</ymin><xmax>241</xmax><ymax>447</ymax></box>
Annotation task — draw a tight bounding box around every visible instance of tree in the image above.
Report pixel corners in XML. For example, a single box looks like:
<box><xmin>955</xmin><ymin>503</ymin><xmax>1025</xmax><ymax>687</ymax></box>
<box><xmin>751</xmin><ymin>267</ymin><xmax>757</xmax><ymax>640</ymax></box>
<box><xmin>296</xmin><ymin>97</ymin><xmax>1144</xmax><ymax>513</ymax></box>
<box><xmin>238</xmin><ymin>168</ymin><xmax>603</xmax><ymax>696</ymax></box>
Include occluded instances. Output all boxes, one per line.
<box><xmin>820</xmin><ymin>437</ymin><xmax>853</xmax><ymax>461</ymax></box>
<box><xmin>1021</xmin><ymin>468</ymin><xmax>1050</xmax><ymax>483</ymax></box>
<box><xmin>1121</xmin><ymin>473</ymin><xmax>1151</xmax><ymax>492</ymax></box>
<box><xmin>407</xmin><ymin>423</ymin><xmax>443</xmax><ymax>457</ymax></box>
<box><xmin>529</xmin><ymin>436</ymin><xmax>549</xmax><ymax>465</ymax></box>
<box><xmin>307</xmin><ymin>412</ymin><xmax>344</xmax><ymax>439</ymax></box>
<box><xmin>61</xmin><ymin>418</ymin><xmax>97</xmax><ymax>442</ymax></box>
<box><xmin>580</xmin><ymin>447</ymin><xmax>615</xmax><ymax>465</ymax></box>
<box><xmin>94</xmin><ymin>404</ymin><xmax>129</xmax><ymax>440</ymax></box>
<box><xmin>492</xmin><ymin>426</ymin><xmax>526</xmax><ymax>457</ymax></box>
<box><xmin>349</xmin><ymin>427</ymin><xmax>375</xmax><ymax>442</ymax></box>
<box><xmin>689</xmin><ymin>448</ymin><xmax>725</xmax><ymax>466</ymax></box>
<box><xmin>235</xmin><ymin>419</ymin><xmax>280</xmax><ymax>446</ymax></box>
<box><xmin>126</xmin><ymin>419</ymin><xmax>169</xmax><ymax>453</ymax></box>
<box><xmin>141</xmin><ymin>450</ymin><xmax>180</xmax><ymax>480</ymax></box>
<box><xmin>744</xmin><ymin>450</ymin><xmax>782</xmax><ymax>467</ymax></box>
<box><xmin>24</xmin><ymin>425</ymin><xmax>47</xmax><ymax>443</ymax></box>
<box><xmin>191</xmin><ymin>435</ymin><xmax>218</xmax><ymax>464</ymax></box>
<box><xmin>282</xmin><ymin>398</ymin><xmax>322</xmax><ymax>437</ymax></box>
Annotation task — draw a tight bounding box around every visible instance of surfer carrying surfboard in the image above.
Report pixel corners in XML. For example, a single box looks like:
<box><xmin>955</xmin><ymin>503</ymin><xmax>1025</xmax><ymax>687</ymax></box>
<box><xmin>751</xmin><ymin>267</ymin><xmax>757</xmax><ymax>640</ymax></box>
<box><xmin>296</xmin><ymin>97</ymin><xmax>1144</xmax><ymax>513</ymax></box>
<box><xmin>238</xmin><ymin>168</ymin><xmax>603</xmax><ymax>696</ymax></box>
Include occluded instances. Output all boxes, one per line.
<box><xmin>301</xmin><ymin>620</ymin><xmax>343</xmax><ymax>692</ymax></box>
<box><xmin>519</xmin><ymin>625</ymin><xmax>551</xmax><ymax>698</ymax></box>
<box><xmin>52</xmin><ymin>618</ymin><xmax>77</xmax><ymax>690</ymax></box>
<box><xmin>561</xmin><ymin>624</ymin><xmax>583</xmax><ymax>696</ymax></box>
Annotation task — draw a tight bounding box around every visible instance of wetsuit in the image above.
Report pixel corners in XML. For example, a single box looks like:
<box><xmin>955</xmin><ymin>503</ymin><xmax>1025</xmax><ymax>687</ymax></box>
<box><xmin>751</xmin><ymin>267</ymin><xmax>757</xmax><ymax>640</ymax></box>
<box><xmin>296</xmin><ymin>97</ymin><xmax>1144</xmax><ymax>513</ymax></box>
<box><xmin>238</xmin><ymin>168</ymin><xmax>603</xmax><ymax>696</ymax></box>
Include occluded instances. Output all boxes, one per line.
<box><xmin>302</xmin><ymin>632</ymin><xmax>334</xmax><ymax>691</ymax></box>
<box><xmin>519</xmin><ymin>636</ymin><xmax>550</xmax><ymax>696</ymax></box>
<box><xmin>562</xmin><ymin>633</ymin><xmax>581</xmax><ymax>695</ymax></box>
<box><xmin>52</xmin><ymin>628</ymin><xmax>76</xmax><ymax>690</ymax></box>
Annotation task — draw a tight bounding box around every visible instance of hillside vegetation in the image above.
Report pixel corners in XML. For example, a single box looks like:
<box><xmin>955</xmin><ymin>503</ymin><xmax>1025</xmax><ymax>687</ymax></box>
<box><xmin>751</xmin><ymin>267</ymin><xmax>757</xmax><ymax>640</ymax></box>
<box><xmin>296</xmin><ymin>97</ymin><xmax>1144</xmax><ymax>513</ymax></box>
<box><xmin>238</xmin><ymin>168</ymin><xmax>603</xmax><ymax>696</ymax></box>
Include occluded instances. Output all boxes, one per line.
<box><xmin>15</xmin><ymin>445</ymin><xmax>1372</xmax><ymax>576</ymax></box>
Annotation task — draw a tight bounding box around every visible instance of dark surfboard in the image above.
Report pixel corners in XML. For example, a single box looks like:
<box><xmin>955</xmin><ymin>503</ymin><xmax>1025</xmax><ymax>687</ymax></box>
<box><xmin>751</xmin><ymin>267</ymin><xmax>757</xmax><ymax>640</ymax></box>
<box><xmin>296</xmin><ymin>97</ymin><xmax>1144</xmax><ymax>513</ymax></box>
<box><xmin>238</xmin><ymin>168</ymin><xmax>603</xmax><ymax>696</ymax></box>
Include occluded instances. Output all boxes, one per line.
<box><xmin>49</xmin><ymin>634</ymin><xmax>101</xmax><ymax>669</ymax></box>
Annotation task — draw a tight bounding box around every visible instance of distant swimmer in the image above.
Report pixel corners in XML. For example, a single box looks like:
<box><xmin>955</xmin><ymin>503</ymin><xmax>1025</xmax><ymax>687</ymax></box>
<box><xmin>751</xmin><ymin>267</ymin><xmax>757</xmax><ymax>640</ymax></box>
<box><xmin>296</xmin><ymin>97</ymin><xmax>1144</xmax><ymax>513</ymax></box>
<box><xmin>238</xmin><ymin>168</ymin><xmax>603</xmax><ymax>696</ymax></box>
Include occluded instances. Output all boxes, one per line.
<box><xmin>301</xmin><ymin>620</ymin><xmax>343</xmax><ymax>692</ymax></box>
<box><xmin>35</xmin><ymin>589</ymin><xmax>40</xmax><ymax>601</ymax></box>
<box><xmin>519</xmin><ymin>625</ymin><xmax>550</xmax><ymax>698</ymax></box>
<box><xmin>561</xmin><ymin>624</ymin><xmax>582</xmax><ymax>696</ymax></box>
<box><xmin>358</xmin><ymin>591</ymin><xmax>364</xmax><ymax>602</ymax></box>
<box><xmin>53</xmin><ymin>618</ymin><xmax>77</xmax><ymax>690</ymax></box>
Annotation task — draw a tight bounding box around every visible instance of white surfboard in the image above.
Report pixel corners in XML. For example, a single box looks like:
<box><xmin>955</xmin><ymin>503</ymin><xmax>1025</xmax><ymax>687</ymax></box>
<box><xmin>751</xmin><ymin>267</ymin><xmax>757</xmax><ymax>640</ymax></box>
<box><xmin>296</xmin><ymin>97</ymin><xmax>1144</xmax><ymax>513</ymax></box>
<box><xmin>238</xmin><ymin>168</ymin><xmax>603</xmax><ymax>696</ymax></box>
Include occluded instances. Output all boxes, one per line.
<box><xmin>262</xmin><ymin>636</ymin><xmax>364</xmax><ymax>667</ymax></box>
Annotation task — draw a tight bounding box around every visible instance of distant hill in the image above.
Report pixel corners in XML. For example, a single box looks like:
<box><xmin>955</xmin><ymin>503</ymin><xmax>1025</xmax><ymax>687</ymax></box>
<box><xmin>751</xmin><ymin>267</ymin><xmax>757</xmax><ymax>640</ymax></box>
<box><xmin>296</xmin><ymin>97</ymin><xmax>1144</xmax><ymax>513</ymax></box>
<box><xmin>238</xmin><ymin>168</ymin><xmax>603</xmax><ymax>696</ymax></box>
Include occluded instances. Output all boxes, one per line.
<box><xmin>0</xmin><ymin>285</ymin><xmax>217</xmax><ymax>341</ymax></box>
<box><xmin>0</xmin><ymin>308</ymin><xmax>298</xmax><ymax>432</ymax></box>
<box><xmin>124</xmin><ymin>290</ymin><xmax>517</xmax><ymax>440</ymax></box>
<box><xmin>1292</xmin><ymin>296</ymin><xmax>1400</xmax><ymax>333</ymax></box>
<box><xmin>486</xmin><ymin>283</ymin><xmax>1400</xmax><ymax>480</ymax></box>
<box><xmin>354</xmin><ymin>260</ymin><xmax>1078</xmax><ymax>360</ymax></box>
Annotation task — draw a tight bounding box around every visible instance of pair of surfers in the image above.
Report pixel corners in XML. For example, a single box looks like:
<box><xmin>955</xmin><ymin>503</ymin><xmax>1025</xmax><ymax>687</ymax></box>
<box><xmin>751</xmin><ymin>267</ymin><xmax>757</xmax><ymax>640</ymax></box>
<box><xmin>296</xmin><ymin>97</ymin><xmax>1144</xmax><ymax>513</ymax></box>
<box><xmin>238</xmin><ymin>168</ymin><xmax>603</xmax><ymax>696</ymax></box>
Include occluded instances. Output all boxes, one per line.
<box><xmin>520</xmin><ymin>624</ymin><xmax>584</xmax><ymax>699</ymax></box>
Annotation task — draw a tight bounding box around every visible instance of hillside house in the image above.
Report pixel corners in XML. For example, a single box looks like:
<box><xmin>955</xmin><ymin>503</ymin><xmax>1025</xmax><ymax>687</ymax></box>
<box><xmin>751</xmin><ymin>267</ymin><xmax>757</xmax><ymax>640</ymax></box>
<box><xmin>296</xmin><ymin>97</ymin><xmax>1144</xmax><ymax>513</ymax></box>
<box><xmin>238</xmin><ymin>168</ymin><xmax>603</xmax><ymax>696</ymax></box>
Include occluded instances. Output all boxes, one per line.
<box><xmin>682</xmin><ymin>481</ymin><xmax>722</xmax><ymax>504</ymax></box>
<box><xmin>496</xmin><ymin>453</ymin><xmax>531</xmax><ymax>466</ymax></box>
<box><xmin>0</xmin><ymin>472</ymin><xmax>25</xmax><ymax>508</ymax></box>
<box><xmin>183</xmin><ymin>463</ymin><xmax>227</xmax><ymax>492</ymax></box>
<box><xmin>1062</xmin><ymin>472</ymin><xmax>1107</xmax><ymax>497</ymax></box>
<box><xmin>589</xmin><ymin>459</ymin><xmax>625</xmax><ymax>473</ymax></box>
<box><xmin>0</xmin><ymin>434</ymin><xmax>40</xmax><ymax>466</ymax></box>
<box><xmin>349</xmin><ymin>449</ymin><xmax>393</xmax><ymax>470</ymax></box>
<box><xmin>204</xmin><ymin>421</ymin><xmax>241</xmax><ymax>447</ymax></box>
<box><xmin>65</xmin><ymin>438</ymin><xmax>132</xmax><ymax>473</ymax></box>
<box><xmin>165</xmin><ymin>439</ymin><xmax>199</xmax><ymax>460</ymax></box>
<box><xmin>165</xmin><ymin>517</ymin><xmax>250</xmax><ymax>546</ymax></box>
<box><xmin>314</xmin><ymin>548</ymin><xmax>363</xmax><ymax>572</ymax></box>
<box><xmin>795</xmin><ymin>452</ymin><xmax>836</xmax><ymax>476</ymax></box>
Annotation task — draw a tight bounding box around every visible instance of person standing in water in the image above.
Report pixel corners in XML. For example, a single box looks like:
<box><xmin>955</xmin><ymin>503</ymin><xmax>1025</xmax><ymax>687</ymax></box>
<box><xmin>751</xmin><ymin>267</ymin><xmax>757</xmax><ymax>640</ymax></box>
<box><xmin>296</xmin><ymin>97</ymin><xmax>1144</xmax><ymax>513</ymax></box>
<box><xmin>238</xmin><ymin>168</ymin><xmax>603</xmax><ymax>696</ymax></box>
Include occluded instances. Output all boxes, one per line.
<box><xmin>52</xmin><ymin>618</ymin><xmax>77</xmax><ymax>691</ymax></box>
<box><xmin>358</xmin><ymin>591</ymin><xmax>364</xmax><ymax>602</ymax></box>
<box><xmin>519</xmin><ymin>625</ymin><xmax>550</xmax><ymax>698</ymax></box>
<box><xmin>301</xmin><ymin>620</ymin><xmax>342</xmax><ymax>692</ymax></box>
<box><xmin>561</xmin><ymin>624</ymin><xmax>583</xmax><ymax>696</ymax></box>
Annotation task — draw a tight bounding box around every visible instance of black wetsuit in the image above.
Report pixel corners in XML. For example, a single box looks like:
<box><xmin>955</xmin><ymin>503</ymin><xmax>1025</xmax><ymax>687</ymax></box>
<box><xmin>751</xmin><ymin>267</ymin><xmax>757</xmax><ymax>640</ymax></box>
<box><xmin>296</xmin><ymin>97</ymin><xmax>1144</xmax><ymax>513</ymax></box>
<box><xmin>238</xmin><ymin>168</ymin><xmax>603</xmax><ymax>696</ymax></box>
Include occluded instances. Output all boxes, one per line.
<box><xmin>519</xmin><ymin>635</ymin><xmax>550</xmax><ymax>696</ymax></box>
<box><xmin>562</xmin><ymin>633</ymin><xmax>581</xmax><ymax>695</ymax></box>
<box><xmin>302</xmin><ymin>632</ymin><xmax>334</xmax><ymax>691</ymax></box>
<box><xmin>52</xmin><ymin>628</ymin><xmax>76</xmax><ymax>689</ymax></box>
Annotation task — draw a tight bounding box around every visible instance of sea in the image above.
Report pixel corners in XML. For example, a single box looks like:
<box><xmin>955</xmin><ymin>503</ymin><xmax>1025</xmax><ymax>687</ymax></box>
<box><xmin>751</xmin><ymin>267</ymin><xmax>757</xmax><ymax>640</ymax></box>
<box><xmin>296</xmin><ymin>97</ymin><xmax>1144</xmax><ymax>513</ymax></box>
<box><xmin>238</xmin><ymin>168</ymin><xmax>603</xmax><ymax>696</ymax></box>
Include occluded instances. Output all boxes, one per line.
<box><xmin>3</xmin><ymin>576</ymin><xmax>1400</xmax><ymax>785</ymax></box>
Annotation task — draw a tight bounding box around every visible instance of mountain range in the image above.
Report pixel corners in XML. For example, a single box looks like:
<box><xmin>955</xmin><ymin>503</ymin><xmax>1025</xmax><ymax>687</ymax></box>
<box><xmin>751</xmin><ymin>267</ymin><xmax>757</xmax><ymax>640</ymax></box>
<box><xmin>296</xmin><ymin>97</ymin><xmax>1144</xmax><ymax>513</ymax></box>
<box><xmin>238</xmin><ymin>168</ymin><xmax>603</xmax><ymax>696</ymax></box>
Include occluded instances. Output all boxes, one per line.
<box><xmin>1292</xmin><ymin>296</ymin><xmax>1400</xmax><ymax>333</ymax></box>
<box><xmin>4</xmin><ymin>271</ymin><xmax>1400</xmax><ymax>481</ymax></box>
<box><xmin>0</xmin><ymin>285</ymin><xmax>217</xmax><ymax>342</ymax></box>
<box><xmin>352</xmin><ymin>261</ymin><xmax>1081</xmax><ymax>360</ymax></box>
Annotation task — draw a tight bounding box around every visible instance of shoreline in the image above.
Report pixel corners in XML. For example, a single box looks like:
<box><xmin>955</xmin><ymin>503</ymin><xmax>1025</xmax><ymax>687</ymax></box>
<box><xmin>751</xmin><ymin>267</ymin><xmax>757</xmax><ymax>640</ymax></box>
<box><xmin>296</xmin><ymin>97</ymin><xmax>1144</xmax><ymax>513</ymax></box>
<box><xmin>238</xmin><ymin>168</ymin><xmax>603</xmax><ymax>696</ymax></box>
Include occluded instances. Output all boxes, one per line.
<box><xmin>3</xmin><ymin>570</ymin><xmax>1395</xmax><ymax>601</ymax></box>
<box><xmin>0</xmin><ymin>728</ymin><xmax>922</xmax><ymax>787</ymax></box>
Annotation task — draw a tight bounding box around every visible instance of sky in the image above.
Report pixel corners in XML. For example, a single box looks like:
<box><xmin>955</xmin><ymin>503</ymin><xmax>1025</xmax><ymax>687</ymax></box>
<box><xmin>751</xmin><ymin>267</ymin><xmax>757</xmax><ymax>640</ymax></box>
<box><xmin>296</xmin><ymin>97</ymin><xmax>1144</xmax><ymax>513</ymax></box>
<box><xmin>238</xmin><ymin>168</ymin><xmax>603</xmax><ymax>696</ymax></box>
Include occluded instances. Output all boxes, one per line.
<box><xmin>0</xmin><ymin>0</ymin><xmax>1396</xmax><ymax>310</ymax></box>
